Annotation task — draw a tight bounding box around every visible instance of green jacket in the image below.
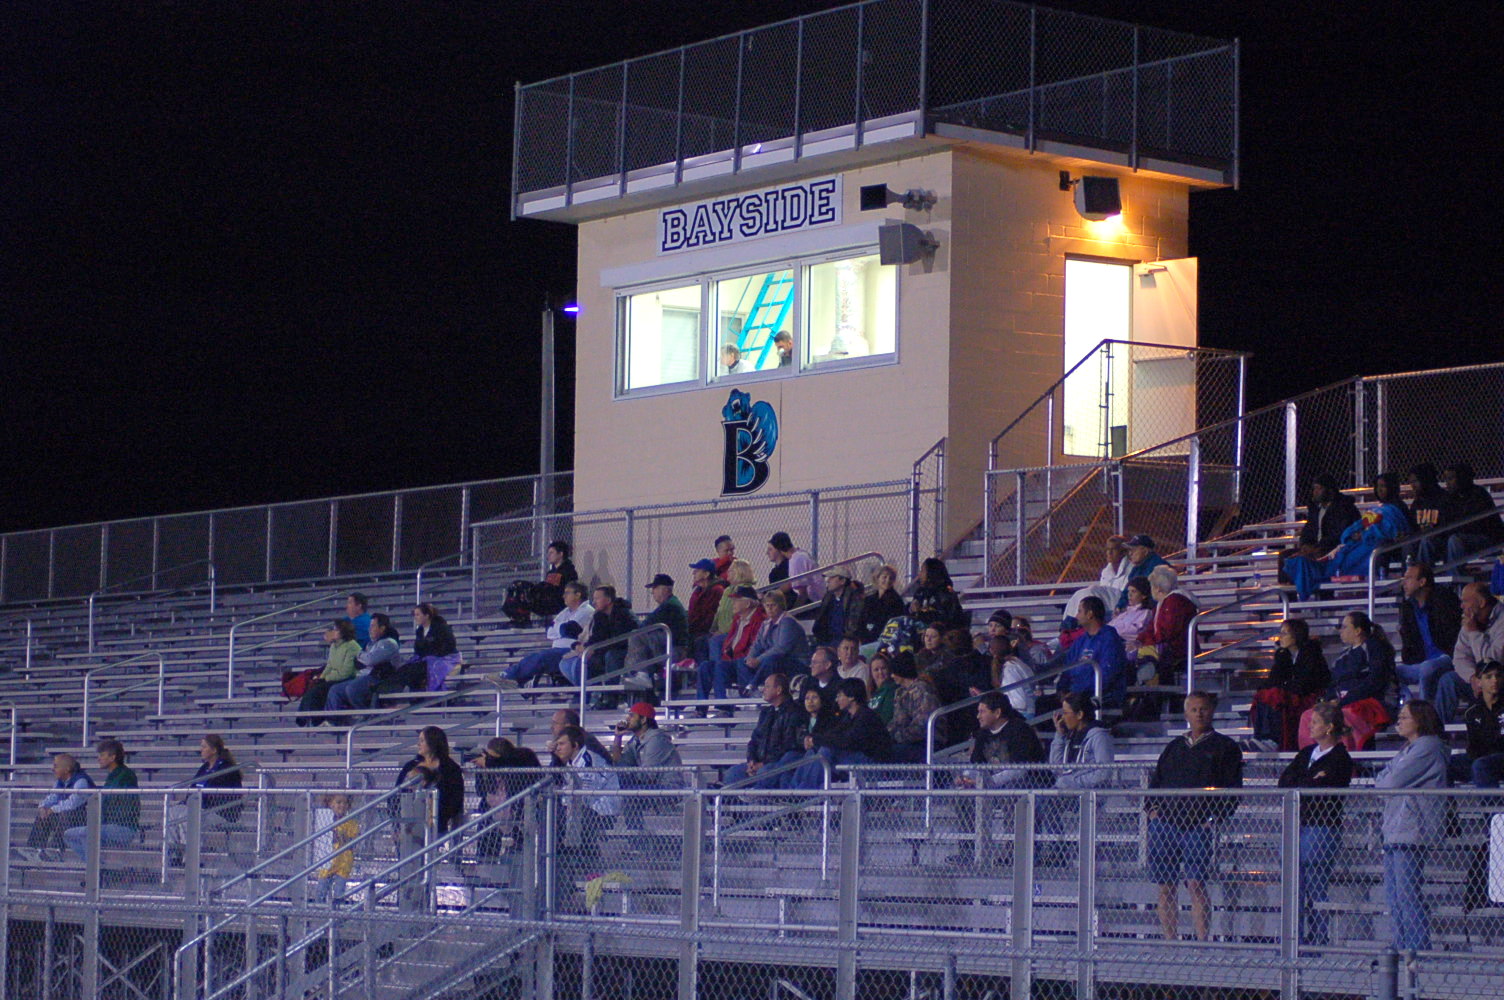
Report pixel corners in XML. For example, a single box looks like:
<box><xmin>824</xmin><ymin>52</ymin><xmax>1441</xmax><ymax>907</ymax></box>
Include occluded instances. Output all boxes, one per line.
<box><xmin>102</xmin><ymin>765</ymin><xmax>140</xmax><ymax>829</ymax></box>
<box><xmin>321</xmin><ymin>639</ymin><xmax>363</xmax><ymax>683</ymax></box>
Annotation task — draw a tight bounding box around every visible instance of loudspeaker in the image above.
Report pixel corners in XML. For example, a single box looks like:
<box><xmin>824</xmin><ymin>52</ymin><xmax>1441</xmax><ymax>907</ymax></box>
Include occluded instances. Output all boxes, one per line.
<box><xmin>879</xmin><ymin>222</ymin><xmax>933</xmax><ymax>265</ymax></box>
<box><xmin>860</xmin><ymin>184</ymin><xmax>893</xmax><ymax>211</ymax></box>
<box><xmin>1073</xmin><ymin>176</ymin><xmax>1121</xmax><ymax>221</ymax></box>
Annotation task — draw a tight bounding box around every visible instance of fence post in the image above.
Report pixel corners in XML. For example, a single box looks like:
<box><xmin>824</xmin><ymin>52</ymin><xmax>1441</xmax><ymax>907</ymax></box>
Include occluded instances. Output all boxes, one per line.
<box><xmin>327</xmin><ymin>499</ymin><xmax>339</xmax><ymax>577</ymax></box>
<box><xmin>835</xmin><ymin>791</ymin><xmax>861</xmax><ymax>1000</ymax></box>
<box><xmin>678</xmin><ymin>791</ymin><xmax>702</xmax><ymax>1000</ymax></box>
<box><xmin>1375</xmin><ymin>949</ymin><xmax>1399</xmax><ymax>1000</ymax></box>
<box><xmin>1015</xmin><ymin>472</ymin><xmax>1026</xmax><ymax>586</ymax></box>
<box><xmin>809</xmin><ymin>490</ymin><xmax>820</xmax><ymax>562</ymax></box>
<box><xmin>625</xmin><ymin>509</ymin><xmax>637</xmax><ymax>597</ymax></box>
<box><xmin>1233</xmin><ymin>354</ymin><xmax>1248</xmax><ymax>505</ymax></box>
<box><xmin>47</xmin><ymin>530</ymin><xmax>56</xmax><ymax>600</ymax></box>
<box><xmin>1374</xmin><ymin>380</ymin><xmax>1388</xmax><ymax>479</ymax></box>
<box><xmin>459</xmin><ymin>485</ymin><xmax>472</xmax><ymax>567</ymax></box>
<box><xmin>391</xmin><ymin>493</ymin><xmax>403</xmax><ymax>573</ymax></box>
<box><xmin>1010</xmin><ymin>794</ymin><xmax>1035</xmax><ymax>998</ymax></box>
<box><xmin>1279</xmin><ymin>790</ymin><xmax>1302</xmax><ymax>1000</ymax></box>
<box><xmin>908</xmin><ymin>465</ymin><xmax>922</xmax><ymax>582</ymax></box>
<box><xmin>1075</xmin><ymin>790</ymin><xmax>1097</xmax><ymax>1000</ymax></box>
<box><xmin>1185</xmin><ymin>436</ymin><xmax>1202</xmax><ymax>561</ymax></box>
<box><xmin>0</xmin><ymin>792</ymin><xmax>10</xmax><ymax>1000</ymax></box>
<box><xmin>80</xmin><ymin>795</ymin><xmax>103</xmax><ymax>999</ymax></box>
<box><xmin>1284</xmin><ymin>403</ymin><xmax>1299</xmax><ymax>523</ymax></box>
<box><xmin>99</xmin><ymin>522</ymin><xmax>110</xmax><ymax>592</ymax></box>
<box><xmin>264</xmin><ymin>508</ymin><xmax>274</xmax><ymax>583</ymax></box>
<box><xmin>982</xmin><ymin>472</ymin><xmax>993</xmax><ymax>587</ymax></box>
<box><xmin>1352</xmin><ymin>380</ymin><xmax>1367</xmax><ymax>488</ymax></box>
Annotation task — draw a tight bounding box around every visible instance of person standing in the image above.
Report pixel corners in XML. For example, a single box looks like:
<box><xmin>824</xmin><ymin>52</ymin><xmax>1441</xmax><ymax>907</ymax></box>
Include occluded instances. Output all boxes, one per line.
<box><xmin>1375</xmin><ymin>700</ymin><xmax>1449</xmax><ymax>952</ymax></box>
<box><xmin>1146</xmin><ymin>692</ymin><xmax>1243</xmax><ymax>942</ymax></box>
<box><xmin>1276</xmin><ymin>702</ymin><xmax>1354</xmax><ymax>945</ymax></box>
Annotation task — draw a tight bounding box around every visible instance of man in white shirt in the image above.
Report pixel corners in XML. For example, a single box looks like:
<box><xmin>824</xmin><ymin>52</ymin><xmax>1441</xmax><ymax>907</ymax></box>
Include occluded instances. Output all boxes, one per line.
<box><xmin>498</xmin><ymin>582</ymin><xmax>594</xmax><ymax>687</ymax></box>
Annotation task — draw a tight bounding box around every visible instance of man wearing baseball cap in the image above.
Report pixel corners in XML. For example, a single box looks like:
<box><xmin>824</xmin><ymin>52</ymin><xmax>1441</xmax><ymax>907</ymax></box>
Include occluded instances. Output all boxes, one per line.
<box><xmin>624</xmin><ymin>574</ymin><xmax>691</xmax><ymax>691</ymax></box>
<box><xmin>1118</xmin><ymin>535</ymin><xmax>1167</xmax><ymax>609</ymax></box>
<box><xmin>812</xmin><ymin>566</ymin><xmax>864</xmax><ymax>646</ymax></box>
<box><xmin>611</xmin><ymin>701</ymin><xmax>685</xmax><ymax>825</ymax></box>
<box><xmin>686</xmin><ymin>559</ymin><xmax>726</xmax><ymax>655</ymax></box>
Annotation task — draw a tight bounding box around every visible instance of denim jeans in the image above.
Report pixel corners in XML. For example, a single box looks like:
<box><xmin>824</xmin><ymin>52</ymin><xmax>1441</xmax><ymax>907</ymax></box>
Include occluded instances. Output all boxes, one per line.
<box><xmin>326</xmin><ymin>672</ymin><xmax>378</xmax><ymax>712</ymax></box>
<box><xmin>1472</xmin><ymin>752</ymin><xmax>1504</xmax><ymax>788</ymax></box>
<box><xmin>1300</xmin><ymin>825</ymin><xmax>1340</xmax><ymax>945</ymax></box>
<box><xmin>791</xmin><ymin>746</ymin><xmax>872</xmax><ymax>790</ymax></box>
<box><xmin>1382</xmin><ymin>844</ymin><xmax>1430</xmax><ymax>951</ymax></box>
<box><xmin>505</xmin><ymin>647</ymin><xmax>568</xmax><ymax>683</ymax></box>
<box><xmin>62</xmin><ymin>823</ymin><xmax>138</xmax><ymax>862</ymax></box>
<box><xmin>1395</xmin><ymin>654</ymin><xmax>1452</xmax><ymax>701</ymax></box>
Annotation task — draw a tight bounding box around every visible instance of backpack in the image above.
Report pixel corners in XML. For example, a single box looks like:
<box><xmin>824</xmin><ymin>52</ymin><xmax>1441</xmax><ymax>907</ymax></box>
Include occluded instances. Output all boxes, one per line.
<box><xmin>877</xmin><ymin>615</ymin><xmax>924</xmax><ymax>657</ymax></box>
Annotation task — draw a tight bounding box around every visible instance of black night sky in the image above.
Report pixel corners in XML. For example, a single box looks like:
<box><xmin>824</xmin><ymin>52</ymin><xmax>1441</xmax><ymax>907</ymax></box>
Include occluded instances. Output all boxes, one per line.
<box><xmin>3</xmin><ymin>1</ymin><xmax>1499</xmax><ymax>533</ymax></box>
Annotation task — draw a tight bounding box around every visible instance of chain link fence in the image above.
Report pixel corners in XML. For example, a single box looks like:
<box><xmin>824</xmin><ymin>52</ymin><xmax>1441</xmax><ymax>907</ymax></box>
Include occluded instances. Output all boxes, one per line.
<box><xmin>6</xmin><ymin>779</ymin><xmax>1504</xmax><ymax>998</ymax></box>
<box><xmin>513</xmin><ymin>0</ymin><xmax>1237</xmax><ymax>217</ymax></box>
<box><xmin>0</xmin><ymin>472</ymin><xmax>569</xmax><ymax>604</ymax></box>
<box><xmin>469</xmin><ymin>480</ymin><xmax>914</xmax><ymax>618</ymax></box>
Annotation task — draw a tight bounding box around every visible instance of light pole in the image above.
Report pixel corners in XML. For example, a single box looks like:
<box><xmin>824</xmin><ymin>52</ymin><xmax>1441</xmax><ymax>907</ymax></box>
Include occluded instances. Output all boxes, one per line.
<box><xmin>538</xmin><ymin>298</ymin><xmax>578</xmax><ymax>568</ymax></box>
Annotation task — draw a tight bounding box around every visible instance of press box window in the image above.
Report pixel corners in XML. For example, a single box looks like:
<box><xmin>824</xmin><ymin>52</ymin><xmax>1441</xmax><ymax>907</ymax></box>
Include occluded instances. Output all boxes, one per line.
<box><xmin>713</xmin><ymin>268</ymin><xmax>795</xmax><ymax>377</ymax></box>
<box><xmin>620</xmin><ymin>283</ymin><xmax>702</xmax><ymax>392</ymax></box>
<box><xmin>804</xmin><ymin>253</ymin><xmax>895</xmax><ymax>367</ymax></box>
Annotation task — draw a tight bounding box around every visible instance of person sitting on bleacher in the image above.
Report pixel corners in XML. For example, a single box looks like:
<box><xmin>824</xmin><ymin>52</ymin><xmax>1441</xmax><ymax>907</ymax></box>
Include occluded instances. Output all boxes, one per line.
<box><xmin>724</xmin><ymin>673</ymin><xmax>804</xmax><ymax>789</ymax></box>
<box><xmin>1250</xmin><ymin>617</ymin><xmax>1330</xmax><ymax>751</ymax></box>
<box><xmin>1009</xmin><ymin>616</ymin><xmax>1052</xmax><ymax>670</ymax></box>
<box><xmin>399</xmin><ymin>603</ymin><xmax>459</xmax><ymax>693</ymax></box>
<box><xmin>710</xmin><ymin>558</ymin><xmax>756</xmax><ymax>635</ymax></box>
<box><xmin>698</xmin><ymin>585</ymin><xmax>764</xmax><ymax>715</ymax></box>
<box><xmin>789</xmin><ymin>678</ymin><xmax>893</xmax><ymax>789</ymax></box>
<box><xmin>811</xmin><ymin>567</ymin><xmax>863</xmax><ymax>647</ymax></box>
<box><xmin>167</xmin><ymin>734</ymin><xmax>243</xmax><ymax>865</ymax></box>
<box><xmin>623</xmin><ymin>574</ymin><xmax>690</xmax><ymax>695</ymax></box>
<box><xmin>1460</xmin><ymin>660</ymin><xmax>1504</xmax><ymax>787</ymax></box>
<box><xmin>792</xmin><ymin>645</ymin><xmax>840</xmax><ymax>704</ymax></box>
<box><xmin>1050</xmin><ymin>692</ymin><xmax>1115</xmax><ymax>787</ymax></box>
<box><xmin>1146</xmin><ymin>692</ymin><xmax>1243</xmax><ymax>942</ymax></box>
<box><xmin>867</xmin><ymin>653</ymin><xmax>898</xmax><ymax>725</ymax></box>
<box><xmin>63</xmin><ymin>738</ymin><xmax>139</xmax><ymax>863</ymax></box>
<box><xmin>1060</xmin><ymin>535</ymin><xmax>1130</xmax><ymax>631</ymax></box>
<box><xmin>855</xmin><ymin>564</ymin><xmax>906</xmax><ymax>648</ymax></box>
<box><xmin>502</xmin><ymin>540</ymin><xmax>578</xmax><ymax>628</ymax></box>
<box><xmin>497</xmin><ymin>582</ymin><xmax>594</xmax><ymax>688</ymax></box>
<box><xmin>546</xmin><ymin>709</ymin><xmax>613</xmax><ymax>766</ymax></box>
<box><xmin>1284</xmin><ymin>474</ymin><xmax>1360</xmax><ymax>576</ymax></box>
<box><xmin>395</xmin><ymin>726</ymin><xmax>465</xmax><ymax>836</ymax></box>
<box><xmin>685</xmin><ymin>559</ymin><xmax>726</xmax><ymax>661</ymax></box>
<box><xmin>1395</xmin><ymin>562</ymin><xmax>1462</xmax><ymax>721</ymax></box>
<box><xmin>297</xmin><ymin>618</ymin><xmax>362</xmax><ymax>726</ymax></box>
<box><xmin>1437</xmin><ymin>463</ymin><xmax>1504</xmax><ymax>565</ymax></box>
<box><xmin>730</xmin><ymin>589</ymin><xmax>810</xmax><ymax>694</ymax></box>
<box><xmin>907</xmin><ymin>558</ymin><xmax>967</xmax><ymax>632</ymax></box>
<box><xmin>988</xmin><ymin>635</ymin><xmax>1036</xmax><ymax>717</ymax></box>
<box><xmin>1115</xmin><ymin>536</ymin><xmax>1167</xmax><ymax>611</ymax></box>
<box><xmin>835</xmin><ymin>637</ymin><xmax>872</xmax><ymax>695</ymax></box>
<box><xmin>1405</xmin><ymin>464</ymin><xmax>1447</xmax><ymax>560</ymax></box>
<box><xmin>1041</xmin><ymin>597</ymin><xmax>1128</xmax><ymax>710</ymax></box>
<box><xmin>325</xmin><ymin>613</ymin><xmax>405</xmax><ymax>720</ymax></box>
<box><xmin>1135</xmin><ymin>565</ymin><xmax>1199</xmax><ymax>691</ymax></box>
<box><xmin>1301</xmin><ymin>610</ymin><xmax>1398</xmax><ymax>750</ymax></box>
<box><xmin>1443</xmin><ymin>582</ymin><xmax>1504</xmax><ymax>723</ymax></box>
<box><xmin>1284</xmin><ymin>473</ymin><xmax>1410</xmax><ymax>601</ymax></box>
<box><xmin>551</xmin><ymin>724</ymin><xmax>621</xmax><ymax>877</ymax></box>
<box><xmin>17</xmin><ymin>754</ymin><xmax>93</xmax><ymax>860</ymax></box>
<box><xmin>886</xmin><ymin>651</ymin><xmax>940</xmax><ymax>764</ymax></box>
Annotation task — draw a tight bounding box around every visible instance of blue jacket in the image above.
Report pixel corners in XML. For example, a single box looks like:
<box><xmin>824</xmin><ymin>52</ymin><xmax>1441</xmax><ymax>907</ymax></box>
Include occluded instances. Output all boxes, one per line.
<box><xmin>750</xmin><ymin>614</ymin><xmax>810</xmax><ymax>667</ymax></box>
<box><xmin>41</xmin><ymin>771</ymin><xmax>94</xmax><ymax>814</ymax></box>
<box><xmin>1051</xmin><ymin>625</ymin><xmax>1128</xmax><ymax>706</ymax></box>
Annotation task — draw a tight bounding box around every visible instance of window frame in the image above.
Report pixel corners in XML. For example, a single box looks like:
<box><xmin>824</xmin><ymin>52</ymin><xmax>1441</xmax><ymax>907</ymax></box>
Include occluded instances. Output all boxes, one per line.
<box><xmin>612</xmin><ymin>245</ymin><xmax>900</xmax><ymax>400</ymax></box>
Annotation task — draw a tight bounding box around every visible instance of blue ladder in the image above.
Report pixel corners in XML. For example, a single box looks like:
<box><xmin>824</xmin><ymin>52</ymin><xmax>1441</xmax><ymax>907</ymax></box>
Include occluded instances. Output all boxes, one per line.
<box><xmin>736</xmin><ymin>271</ymin><xmax>795</xmax><ymax>369</ymax></box>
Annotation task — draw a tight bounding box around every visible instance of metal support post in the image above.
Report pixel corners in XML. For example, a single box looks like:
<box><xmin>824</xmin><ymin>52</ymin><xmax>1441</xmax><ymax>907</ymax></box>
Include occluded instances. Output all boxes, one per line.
<box><xmin>1352</xmin><ymin>381</ymin><xmax>1367</xmax><ymax>488</ymax></box>
<box><xmin>263</xmin><ymin>507</ymin><xmax>273</xmax><ymax>583</ymax></box>
<box><xmin>1113</xmin><ymin>463</ymin><xmax>1125</xmax><ymax>535</ymax></box>
<box><xmin>391</xmin><ymin>493</ymin><xmax>403</xmax><ymax>573</ymax></box>
<box><xmin>1375</xmin><ymin>949</ymin><xmax>1399</xmax><ymax>1000</ymax></box>
<box><xmin>624</xmin><ymin>509</ymin><xmax>636</xmax><ymax>599</ymax></box>
<box><xmin>1285</xmin><ymin>403</ymin><xmax>1299</xmax><ymax>523</ymax></box>
<box><xmin>1075</xmin><ymin>791</ymin><xmax>1098</xmax><ymax>1000</ymax></box>
<box><xmin>1010</xmin><ymin>795</ymin><xmax>1035</xmax><ymax>998</ymax></box>
<box><xmin>80</xmin><ymin>796</ymin><xmax>102</xmax><ymax>1000</ymax></box>
<box><xmin>835</xmin><ymin>792</ymin><xmax>862</xmax><ymax>1000</ymax></box>
<box><xmin>908</xmin><ymin>464</ymin><xmax>921</xmax><ymax>582</ymax></box>
<box><xmin>1233</xmin><ymin>354</ymin><xmax>1248</xmax><ymax>504</ymax></box>
<box><xmin>458</xmin><ymin>485</ymin><xmax>472</xmax><ymax>567</ymax></box>
<box><xmin>100</xmin><ymin>522</ymin><xmax>110</xmax><ymax>591</ymax></box>
<box><xmin>808</xmin><ymin>490</ymin><xmax>820</xmax><ymax>562</ymax></box>
<box><xmin>47</xmin><ymin>530</ymin><xmax>56</xmax><ymax>600</ymax></box>
<box><xmin>327</xmin><ymin>499</ymin><xmax>339</xmax><ymax>577</ymax></box>
<box><xmin>152</xmin><ymin>518</ymin><xmax>161</xmax><ymax>589</ymax></box>
<box><xmin>0</xmin><ymin>792</ymin><xmax>11</xmax><ymax>1000</ymax></box>
<box><xmin>540</xmin><ymin>306</ymin><xmax>557</xmax><ymax>563</ymax></box>
<box><xmin>1279</xmin><ymin>790</ymin><xmax>1302</xmax><ymax>1000</ymax></box>
<box><xmin>678</xmin><ymin>792</ymin><xmax>702</xmax><ymax>1000</ymax></box>
<box><xmin>1374</xmin><ymin>380</ymin><xmax>1388</xmax><ymax>478</ymax></box>
<box><xmin>1015</xmin><ymin>472</ymin><xmax>1026</xmax><ymax>586</ymax></box>
<box><xmin>853</xmin><ymin>3</ymin><xmax>866</xmax><ymax>147</ymax></box>
<box><xmin>1185</xmin><ymin>436</ymin><xmax>1202</xmax><ymax>561</ymax></box>
<box><xmin>982</xmin><ymin>472</ymin><xmax>994</xmax><ymax>587</ymax></box>
<box><xmin>1130</xmin><ymin>26</ymin><xmax>1140</xmax><ymax>170</ymax></box>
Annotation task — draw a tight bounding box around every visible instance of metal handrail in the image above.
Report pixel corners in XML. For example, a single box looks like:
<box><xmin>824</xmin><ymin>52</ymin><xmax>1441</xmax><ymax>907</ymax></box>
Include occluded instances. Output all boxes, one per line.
<box><xmin>576</xmin><ymin>622</ymin><xmax>673</xmax><ymax>717</ymax></box>
<box><xmin>225</xmin><ymin>589</ymin><xmax>347</xmax><ymax>698</ymax></box>
<box><xmin>81</xmin><ymin>651</ymin><xmax>165</xmax><ymax>745</ymax></box>
<box><xmin>987</xmin><ymin>339</ymin><xmax>1248</xmax><ymax>468</ymax></box>
<box><xmin>1365</xmin><ymin>505</ymin><xmax>1504</xmax><ymax>616</ymax></box>
<box><xmin>88</xmin><ymin>558</ymin><xmax>216</xmax><ymax>654</ymax></box>
<box><xmin>1185</xmin><ymin>587</ymin><xmax>1290</xmax><ymax>696</ymax></box>
<box><xmin>343</xmin><ymin>686</ymin><xmax>489</xmax><ymax>771</ymax></box>
<box><xmin>756</xmin><ymin>551</ymin><xmax>884</xmax><ymax>596</ymax></box>
<box><xmin>0</xmin><ymin>620</ymin><xmax>36</xmax><ymax>677</ymax></box>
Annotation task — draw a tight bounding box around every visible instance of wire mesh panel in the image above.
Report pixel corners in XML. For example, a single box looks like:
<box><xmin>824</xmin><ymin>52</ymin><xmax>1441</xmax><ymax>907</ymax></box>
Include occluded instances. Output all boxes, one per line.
<box><xmin>396</xmin><ymin>485</ymin><xmax>464</xmax><ymax>571</ymax></box>
<box><xmin>51</xmin><ymin>525</ymin><xmax>101</xmax><ymax>599</ymax></box>
<box><xmin>2</xmin><ymin>529</ymin><xmax>50</xmax><ymax>601</ymax></box>
<box><xmin>156</xmin><ymin>514</ymin><xmax>211</xmax><ymax>587</ymax></box>
<box><xmin>738</xmin><ymin>21</ymin><xmax>801</xmax><ymax>147</ymax></box>
<box><xmin>102</xmin><ymin>518</ymin><xmax>154</xmax><ymax>590</ymax></box>
<box><xmin>622</xmin><ymin>50</ymin><xmax>683</xmax><ymax>176</ymax></box>
<box><xmin>1364</xmin><ymin>364</ymin><xmax>1504</xmax><ymax>485</ymax></box>
<box><xmin>212</xmin><ymin>506</ymin><xmax>269</xmax><ymax>586</ymax></box>
<box><xmin>331</xmin><ymin>493</ymin><xmax>394</xmax><ymax>577</ymax></box>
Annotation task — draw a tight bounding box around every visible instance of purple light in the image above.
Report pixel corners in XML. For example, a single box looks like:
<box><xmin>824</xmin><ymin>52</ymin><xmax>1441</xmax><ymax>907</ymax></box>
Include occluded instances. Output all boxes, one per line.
<box><xmin>562</xmin><ymin>304</ymin><xmax>582</xmax><ymax>315</ymax></box>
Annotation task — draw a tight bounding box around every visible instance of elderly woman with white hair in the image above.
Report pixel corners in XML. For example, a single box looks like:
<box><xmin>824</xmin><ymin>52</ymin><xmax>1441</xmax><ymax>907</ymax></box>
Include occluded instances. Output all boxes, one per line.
<box><xmin>1134</xmin><ymin>565</ymin><xmax>1199</xmax><ymax>690</ymax></box>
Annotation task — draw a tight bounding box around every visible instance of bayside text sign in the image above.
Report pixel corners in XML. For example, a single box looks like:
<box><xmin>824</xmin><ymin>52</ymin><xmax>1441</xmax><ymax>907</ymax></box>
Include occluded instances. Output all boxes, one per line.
<box><xmin>659</xmin><ymin>177</ymin><xmax>841</xmax><ymax>255</ymax></box>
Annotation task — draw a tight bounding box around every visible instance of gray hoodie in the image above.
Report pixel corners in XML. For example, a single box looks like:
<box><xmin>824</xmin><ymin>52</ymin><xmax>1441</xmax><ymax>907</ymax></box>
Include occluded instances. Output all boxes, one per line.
<box><xmin>1375</xmin><ymin>734</ymin><xmax>1448</xmax><ymax>846</ymax></box>
<box><xmin>1049</xmin><ymin>724</ymin><xmax>1116</xmax><ymax>788</ymax></box>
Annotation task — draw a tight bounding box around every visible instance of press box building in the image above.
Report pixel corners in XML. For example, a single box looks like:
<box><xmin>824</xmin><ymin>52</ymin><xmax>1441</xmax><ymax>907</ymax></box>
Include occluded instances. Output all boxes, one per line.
<box><xmin>510</xmin><ymin>0</ymin><xmax>1240</xmax><ymax>584</ymax></box>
